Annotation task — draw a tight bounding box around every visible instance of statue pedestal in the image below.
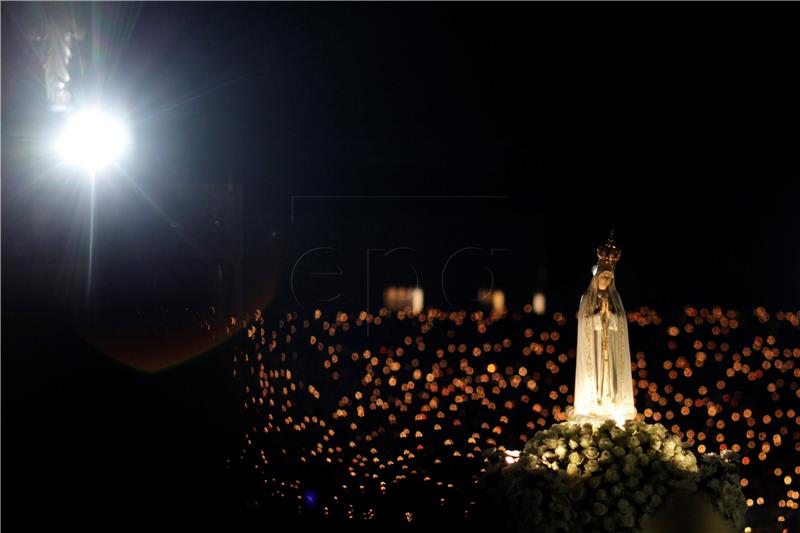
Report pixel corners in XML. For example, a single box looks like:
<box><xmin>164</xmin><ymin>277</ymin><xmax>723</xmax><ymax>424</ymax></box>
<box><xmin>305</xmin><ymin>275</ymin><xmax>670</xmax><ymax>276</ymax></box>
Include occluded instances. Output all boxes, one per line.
<box><xmin>475</xmin><ymin>421</ymin><xmax>746</xmax><ymax>533</ymax></box>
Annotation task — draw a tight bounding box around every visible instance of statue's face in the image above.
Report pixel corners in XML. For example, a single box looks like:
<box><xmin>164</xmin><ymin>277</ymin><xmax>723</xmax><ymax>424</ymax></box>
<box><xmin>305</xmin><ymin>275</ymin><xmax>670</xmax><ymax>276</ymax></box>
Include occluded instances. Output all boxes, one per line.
<box><xmin>597</xmin><ymin>271</ymin><xmax>614</xmax><ymax>291</ymax></box>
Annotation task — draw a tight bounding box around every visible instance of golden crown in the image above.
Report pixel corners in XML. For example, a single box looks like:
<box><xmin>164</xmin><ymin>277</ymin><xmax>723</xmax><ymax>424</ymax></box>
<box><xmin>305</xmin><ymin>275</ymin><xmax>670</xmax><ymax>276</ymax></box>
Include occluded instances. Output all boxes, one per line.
<box><xmin>597</xmin><ymin>234</ymin><xmax>621</xmax><ymax>271</ymax></box>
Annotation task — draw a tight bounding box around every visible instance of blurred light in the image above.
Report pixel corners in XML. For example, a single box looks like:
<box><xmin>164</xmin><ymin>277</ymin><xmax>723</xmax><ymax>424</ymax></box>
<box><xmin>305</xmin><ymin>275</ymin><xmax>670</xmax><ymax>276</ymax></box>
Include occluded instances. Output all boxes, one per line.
<box><xmin>56</xmin><ymin>109</ymin><xmax>131</xmax><ymax>174</ymax></box>
<box><xmin>384</xmin><ymin>286</ymin><xmax>424</xmax><ymax>314</ymax></box>
<box><xmin>477</xmin><ymin>288</ymin><xmax>506</xmax><ymax>313</ymax></box>
<box><xmin>491</xmin><ymin>290</ymin><xmax>505</xmax><ymax>313</ymax></box>
<box><xmin>236</xmin><ymin>303</ymin><xmax>800</xmax><ymax>525</ymax></box>
<box><xmin>411</xmin><ymin>288</ymin><xmax>424</xmax><ymax>315</ymax></box>
<box><xmin>303</xmin><ymin>489</ymin><xmax>318</xmax><ymax>508</ymax></box>
<box><xmin>533</xmin><ymin>292</ymin><xmax>546</xmax><ymax>315</ymax></box>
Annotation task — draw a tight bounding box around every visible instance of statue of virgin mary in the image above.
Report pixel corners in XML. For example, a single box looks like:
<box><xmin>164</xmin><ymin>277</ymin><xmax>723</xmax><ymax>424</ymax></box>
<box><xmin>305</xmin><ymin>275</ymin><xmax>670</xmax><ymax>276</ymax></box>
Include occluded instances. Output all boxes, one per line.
<box><xmin>567</xmin><ymin>236</ymin><xmax>636</xmax><ymax>426</ymax></box>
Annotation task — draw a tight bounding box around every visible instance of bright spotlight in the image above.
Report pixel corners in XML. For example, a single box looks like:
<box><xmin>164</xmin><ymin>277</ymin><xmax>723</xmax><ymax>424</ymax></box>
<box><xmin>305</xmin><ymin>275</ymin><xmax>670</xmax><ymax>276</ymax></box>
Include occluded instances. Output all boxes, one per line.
<box><xmin>56</xmin><ymin>109</ymin><xmax>131</xmax><ymax>175</ymax></box>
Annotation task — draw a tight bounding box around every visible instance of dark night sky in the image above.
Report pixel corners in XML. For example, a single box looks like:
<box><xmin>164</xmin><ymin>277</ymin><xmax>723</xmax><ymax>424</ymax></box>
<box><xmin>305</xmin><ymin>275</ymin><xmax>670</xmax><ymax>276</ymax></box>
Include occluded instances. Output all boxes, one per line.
<box><xmin>4</xmin><ymin>2</ymin><xmax>800</xmax><ymax>314</ymax></box>
<box><xmin>2</xmin><ymin>2</ymin><xmax>800</xmax><ymax>529</ymax></box>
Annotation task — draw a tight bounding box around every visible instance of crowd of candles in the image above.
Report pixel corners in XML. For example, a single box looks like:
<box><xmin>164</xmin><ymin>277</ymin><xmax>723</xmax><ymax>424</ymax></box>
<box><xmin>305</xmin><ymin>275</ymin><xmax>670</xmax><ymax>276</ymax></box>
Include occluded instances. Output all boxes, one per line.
<box><xmin>231</xmin><ymin>303</ymin><xmax>799</xmax><ymax>531</ymax></box>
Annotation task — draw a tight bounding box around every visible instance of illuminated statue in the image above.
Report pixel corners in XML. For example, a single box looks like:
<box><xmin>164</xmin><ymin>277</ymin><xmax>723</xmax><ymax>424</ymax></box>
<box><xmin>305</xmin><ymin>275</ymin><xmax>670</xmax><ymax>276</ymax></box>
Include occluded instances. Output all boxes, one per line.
<box><xmin>568</xmin><ymin>235</ymin><xmax>636</xmax><ymax>426</ymax></box>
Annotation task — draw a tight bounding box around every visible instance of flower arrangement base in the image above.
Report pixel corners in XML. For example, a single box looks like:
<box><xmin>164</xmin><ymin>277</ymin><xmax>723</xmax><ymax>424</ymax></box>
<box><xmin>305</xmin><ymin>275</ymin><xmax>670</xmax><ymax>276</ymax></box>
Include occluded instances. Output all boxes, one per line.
<box><xmin>475</xmin><ymin>421</ymin><xmax>745</xmax><ymax>533</ymax></box>
<box><xmin>640</xmin><ymin>490</ymin><xmax>736</xmax><ymax>533</ymax></box>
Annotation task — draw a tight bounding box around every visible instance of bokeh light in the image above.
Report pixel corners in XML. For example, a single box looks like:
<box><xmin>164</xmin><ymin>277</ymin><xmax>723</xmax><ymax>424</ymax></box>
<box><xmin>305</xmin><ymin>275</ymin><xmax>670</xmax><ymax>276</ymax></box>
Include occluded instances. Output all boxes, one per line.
<box><xmin>230</xmin><ymin>304</ymin><xmax>800</xmax><ymax>529</ymax></box>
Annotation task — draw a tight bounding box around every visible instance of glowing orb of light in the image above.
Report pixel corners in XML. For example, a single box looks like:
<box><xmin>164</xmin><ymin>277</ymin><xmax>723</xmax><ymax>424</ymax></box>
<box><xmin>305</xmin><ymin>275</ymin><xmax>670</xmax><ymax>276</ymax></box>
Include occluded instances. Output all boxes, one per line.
<box><xmin>55</xmin><ymin>109</ymin><xmax>131</xmax><ymax>174</ymax></box>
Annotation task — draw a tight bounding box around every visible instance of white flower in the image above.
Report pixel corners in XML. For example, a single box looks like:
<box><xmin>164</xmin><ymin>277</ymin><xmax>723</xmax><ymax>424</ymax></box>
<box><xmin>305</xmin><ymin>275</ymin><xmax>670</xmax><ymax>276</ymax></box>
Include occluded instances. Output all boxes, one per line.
<box><xmin>592</xmin><ymin>502</ymin><xmax>608</xmax><ymax>516</ymax></box>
